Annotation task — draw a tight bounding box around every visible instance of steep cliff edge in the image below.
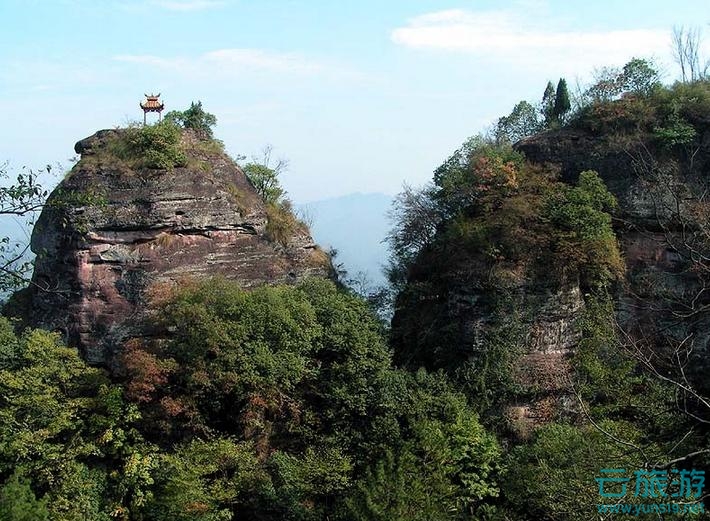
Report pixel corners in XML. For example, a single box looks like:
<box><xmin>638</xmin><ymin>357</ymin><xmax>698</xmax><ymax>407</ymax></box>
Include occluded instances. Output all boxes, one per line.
<box><xmin>22</xmin><ymin>128</ymin><xmax>331</xmax><ymax>364</ymax></box>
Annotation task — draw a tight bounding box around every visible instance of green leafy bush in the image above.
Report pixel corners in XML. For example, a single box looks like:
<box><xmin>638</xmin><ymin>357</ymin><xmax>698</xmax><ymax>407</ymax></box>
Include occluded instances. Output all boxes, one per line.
<box><xmin>543</xmin><ymin>170</ymin><xmax>623</xmax><ymax>289</ymax></box>
<box><xmin>0</xmin><ymin>472</ymin><xmax>49</xmax><ymax>521</ymax></box>
<box><xmin>147</xmin><ymin>439</ymin><xmax>268</xmax><ymax>521</ymax></box>
<box><xmin>122</xmin><ymin>122</ymin><xmax>187</xmax><ymax>169</ymax></box>
<box><xmin>0</xmin><ymin>317</ymin><xmax>150</xmax><ymax>520</ymax></box>
<box><xmin>346</xmin><ymin>370</ymin><xmax>501</xmax><ymax>521</ymax></box>
<box><xmin>503</xmin><ymin>422</ymin><xmax>654</xmax><ymax>521</ymax></box>
<box><xmin>432</xmin><ymin>137</ymin><xmax>525</xmax><ymax>218</ymax></box>
<box><xmin>654</xmin><ymin>117</ymin><xmax>697</xmax><ymax>147</ymax></box>
<box><xmin>243</xmin><ymin>163</ymin><xmax>285</xmax><ymax>205</ymax></box>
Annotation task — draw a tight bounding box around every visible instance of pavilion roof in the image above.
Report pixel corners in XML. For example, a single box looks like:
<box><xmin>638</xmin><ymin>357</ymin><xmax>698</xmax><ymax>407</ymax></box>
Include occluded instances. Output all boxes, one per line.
<box><xmin>140</xmin><ymin>94</ymin><xmax>164</xmax><ymax>111</ymax></box>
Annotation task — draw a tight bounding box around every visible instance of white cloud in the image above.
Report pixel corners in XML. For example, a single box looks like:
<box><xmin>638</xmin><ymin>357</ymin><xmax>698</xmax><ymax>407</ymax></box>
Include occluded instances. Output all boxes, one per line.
<box><xmin>391</xmin><ymin>8</ymin><xmax>670</xmax><ymax>74</ymax></box>
<box><xmin>113</xmin><ymin>48</ymin><xmax>362</xmax><ymax>81</ymax></box>
<box><xmin>152</xmin><ymin>0</ymin><xmax>225</xmax><ymax>11</ymax></box>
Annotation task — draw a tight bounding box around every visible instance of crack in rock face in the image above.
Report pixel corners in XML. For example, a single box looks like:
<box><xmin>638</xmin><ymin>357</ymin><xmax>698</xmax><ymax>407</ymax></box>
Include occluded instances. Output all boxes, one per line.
<box><xmin>23</xmin><ymin>129</ymin><xmax>332</xmax><ymax>366</ymax></box>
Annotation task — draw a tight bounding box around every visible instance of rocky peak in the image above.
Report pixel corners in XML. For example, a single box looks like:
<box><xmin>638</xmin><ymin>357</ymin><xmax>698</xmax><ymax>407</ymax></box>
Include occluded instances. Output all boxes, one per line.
<box><xmin>24</xmin><ymin>128</ymin><xmax>331</xmax><ymax>365</ymax></box>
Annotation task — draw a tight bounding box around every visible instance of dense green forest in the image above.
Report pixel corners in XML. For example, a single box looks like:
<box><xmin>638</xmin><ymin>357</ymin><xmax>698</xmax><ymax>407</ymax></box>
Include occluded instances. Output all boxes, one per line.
<box><xmin>1</xmin><ymin>58</ymin><xmax>709</xmax><ymax>520</ymax></box>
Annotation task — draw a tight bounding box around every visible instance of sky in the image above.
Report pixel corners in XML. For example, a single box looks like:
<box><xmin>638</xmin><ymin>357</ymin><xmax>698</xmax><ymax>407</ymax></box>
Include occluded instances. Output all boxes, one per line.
<box><xmin>0</xmin><ymin>0</ymin><xmax>708</xmax><ymax>203</ymax></box>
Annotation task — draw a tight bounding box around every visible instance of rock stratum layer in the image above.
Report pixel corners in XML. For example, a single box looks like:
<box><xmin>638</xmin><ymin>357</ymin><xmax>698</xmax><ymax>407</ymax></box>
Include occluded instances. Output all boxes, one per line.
<box><xmin>25</xmin><ymin>129</ymin><xmax>330</xmax><ymax>364</ymax></box>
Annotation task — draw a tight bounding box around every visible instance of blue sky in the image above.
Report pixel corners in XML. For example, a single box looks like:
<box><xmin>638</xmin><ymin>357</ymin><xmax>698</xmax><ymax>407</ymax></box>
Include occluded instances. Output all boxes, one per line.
<box><xmin>1</xmin><ymin>0</ymin><xmax>708</xmax><ymax>202</ymax></box>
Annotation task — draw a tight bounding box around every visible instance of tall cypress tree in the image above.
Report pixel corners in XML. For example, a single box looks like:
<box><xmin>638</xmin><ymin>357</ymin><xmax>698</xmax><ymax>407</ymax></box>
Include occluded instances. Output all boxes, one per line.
<box><xmin>553</xmin><ymin>78</ymin><xmax>571</xmax><ymax>123</ymax></box>
<box><xmin>541</xmin><ymin>81</ymin><xmax>556</xmax><ymax>126</ymax></box>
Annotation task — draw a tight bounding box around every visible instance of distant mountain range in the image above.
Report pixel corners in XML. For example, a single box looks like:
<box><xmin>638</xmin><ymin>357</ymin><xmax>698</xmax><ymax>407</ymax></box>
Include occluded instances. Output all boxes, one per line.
<box><xmin>296</xmin><ymin>192</ymin><xmax>393</xmax><ymax>287</ymax></box>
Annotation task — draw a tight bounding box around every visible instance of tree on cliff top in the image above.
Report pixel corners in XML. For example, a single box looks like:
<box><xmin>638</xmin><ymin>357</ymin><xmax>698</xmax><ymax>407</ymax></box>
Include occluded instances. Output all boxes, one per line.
<box><xmin>165</xmin><ymin>101</ymin><xmax>217</xmax><ymax>138</ymax></box>
<box><xmin>494</xmin><ymin>100</ymin><xmax>541</xmax><ymax>144</ymax></box>
<box><xmin>553</xmin><ymin>78</ymin><xmax>571</xmax><ymax>123</ymax></box>
<box><xmin>542</xmin><ymin>81</ymin><xmax>556</xmax><ymax>126</ymax></box>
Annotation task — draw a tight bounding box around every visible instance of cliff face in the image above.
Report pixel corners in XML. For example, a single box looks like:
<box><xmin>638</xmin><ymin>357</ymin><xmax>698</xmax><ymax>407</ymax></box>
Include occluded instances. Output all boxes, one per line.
<box><xmin>25</xmin><ymin>129</ymin><xmax>330</xmax><ymax>365</ymax></box>
<box><xmin>391</xmin><ymin>97</ymin><xmax>710</xmax><ymax>432</ymax></box>
<box><xmin>391</xmin><ymin>255</ymin><xmax>584</xmax><ymax>429</ymax></box>
<box><xmin>517</xmin><ymin>126</ymin><xmax>710</xmax><ymax>351</ymax></box>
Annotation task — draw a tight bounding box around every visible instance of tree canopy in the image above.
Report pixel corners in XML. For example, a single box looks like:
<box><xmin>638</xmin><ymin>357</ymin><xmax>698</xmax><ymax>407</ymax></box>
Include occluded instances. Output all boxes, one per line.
<box><xmin>165</xmin><ymin>101</ymin><xmax>217</xmax><ymax>138</ymax></box>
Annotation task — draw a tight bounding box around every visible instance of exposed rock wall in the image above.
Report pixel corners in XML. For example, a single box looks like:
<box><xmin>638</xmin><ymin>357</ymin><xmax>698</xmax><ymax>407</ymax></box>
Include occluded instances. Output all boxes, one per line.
<box><xmin>518</xmin><ymin>126</ymin><xmax>710</xmax><ymax>397</ymax></box>
<box><xmin>390</xmin><ymin>245</ymin><xmax>585</xmax><ymax>432</ymax></box>
<box><xmin>24</xmin><ymin>130</ymin><xmax>330</xmax><ymax>364</ymax></box>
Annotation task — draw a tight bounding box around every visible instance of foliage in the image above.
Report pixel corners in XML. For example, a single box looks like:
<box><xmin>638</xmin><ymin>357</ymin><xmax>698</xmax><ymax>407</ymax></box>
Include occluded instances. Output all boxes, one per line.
<box><xmin>384</xmin><ymin>183</ymin><xmax>440</xmax><ymax>292</ymax></box>
<box><xmin>0</xmin><ymin>472</ymin><xmax>49</xmax><ymax>521</ymax></box>
<box><xmin>0</xmin><ymin>317</ymin><xmax>152</xmax><ymax>520</ymax></box>
<box><xmin>239</xmin><ymin>145</ymin><xmax>308</xmax><ymax>248</ymax></box>
<box><xmin>146</xmin><ymin>439</ymin><xmax>268</xmax><ymax>521</ymax></box>
<box><xmin>242</xmin><ymin>145</ymin><xmax>289</xmax><ymax>206</ymax></box>
<box><xmin>265</xmin><ymin>200</ymin><xmax>305</xmax><ymax>246</ymax></box>
<box><xmin>165</xmin><ymin>101</ymin><xmax>217</xmax><ymax>139</ymax></box>
<box><xmin>346</xmin><ymin>449</ymin><xmax>439</xmax><ymax>521</ymax></box>
<box><xmin>122</xmin><ymin>121</ymin><xmax>187</xmax><ymax>169</ymax></box>
<box><xmin>584</xmin><ymin>58</ymin><xmax>661</xmax><ymax>103</ymax></box>
<box><xmin>47</xmin><ymin>186</ymin><xmax>109</xmax><ymax>235</ymax></box>
<box><xmin>388</xmin><ymin>138</ymin><xmax>625</xmax><ymax>452</ymax></box>
<box><xmin>553</xmin><ymin>78</ymin><xmax>571</xmax><ymax>123</ymax></box>
<box><xmin>503</xmin><ymin>421</ymin><xmax>659</xmax><ymax>521</ymax></box>
<box><xmin>126</xmin><ymin>278</ymin><xmax>391</xmax><ymax>447</ymax></box>
<box><xmin>585</xmin><ymin>65</ymin><xmax>625</xmax><ymax>103</ymax></box>
<box><xmin>0</xmin><ymin>165</ymin><xmax>48</xmax><ymax>219</ymax></box>
<box><xmin>653</xmin><ymin>116</ymin><xmax>697</xmax><ymax>148</ymax></box>
<box><xmin>494</xmin><ymin>100</ymin><xmax>541</xmax><ymax>144</ymax></box>
<box><xmin>124</xmin><ymin>278</ymin><xmax>388</xmax><ymax>517</ymax></box>
<box><xmin>572</xmin><ymin>297</ymin><xmax>634</xmax><ymax>405</ymax></box>
<box><xmin>542</xmin><ymin>170</ymin><xmax>623</xmax><ymax>289</ymax></box>
<box><xmin>572</xmin><ymin>65</ymin><xmax>708</xmax><ymax>149</ymax></box>
<box><xmin>650</xmin><ymin>81</ymin><xmax>710</xmax><ymax>150</ymax></box>
<box><xmin>541</xmin><ymin>81</ymin><xmax>556</xmax><ymax>125</ymax></box>
<box><xmin>116</xmin><ymin>278</ymin><xmax>502</xmax><ymax>519</ymax></box>
<box><xmin>345</xmin><ymin>369</ymin><xmax>501</xmax><ymax>521</ymax></box>
<box><xmin>432</xmin><ymin>136</ymin><xmax>524</xmax><ymax>219</ymax></box>
<box><xmin>620</xmin><ymin>58</ymin><xmax>662</xmax><ymax>95</ymax></box>
<box><xmin>0</xmin><ymin>164</ymin><xmax>50</xmax><ymax>291</ymax></box>
<box><xmin>243</xmin><ymin>163</ymin><xmax>285</xmax><ymax>205</ymax></box>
